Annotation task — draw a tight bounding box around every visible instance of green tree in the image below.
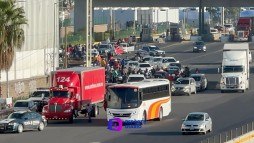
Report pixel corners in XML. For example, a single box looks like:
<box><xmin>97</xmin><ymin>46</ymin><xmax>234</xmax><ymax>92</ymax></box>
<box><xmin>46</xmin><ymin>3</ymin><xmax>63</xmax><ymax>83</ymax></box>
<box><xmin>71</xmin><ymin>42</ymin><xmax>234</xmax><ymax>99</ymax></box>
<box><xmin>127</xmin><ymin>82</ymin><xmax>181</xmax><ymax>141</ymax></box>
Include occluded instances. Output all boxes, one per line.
<box><xmin>206</xmin><ymin>7</ymin><xmax>220</xmax><ymax>26</ymax></box>
<box><xmin>0</xmin><ymin>0</ymin><xmax>27</xmax><ymax>97</ymax></box>
<box><xmin>224</xmin><ymin>7</ymin><xmax>240</xmax><ymax>23</ymax></box>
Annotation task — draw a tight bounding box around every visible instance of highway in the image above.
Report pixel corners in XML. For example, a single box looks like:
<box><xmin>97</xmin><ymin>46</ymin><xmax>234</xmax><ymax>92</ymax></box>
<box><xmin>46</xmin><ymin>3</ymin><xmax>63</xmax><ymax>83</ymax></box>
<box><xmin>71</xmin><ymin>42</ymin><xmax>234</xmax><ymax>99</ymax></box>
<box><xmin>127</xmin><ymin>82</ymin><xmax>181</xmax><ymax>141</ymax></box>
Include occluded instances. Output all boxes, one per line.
<box><xmin>1</xmin><ymin>42</ymin><xmax>254</xmax><ymax>143</ymax></box>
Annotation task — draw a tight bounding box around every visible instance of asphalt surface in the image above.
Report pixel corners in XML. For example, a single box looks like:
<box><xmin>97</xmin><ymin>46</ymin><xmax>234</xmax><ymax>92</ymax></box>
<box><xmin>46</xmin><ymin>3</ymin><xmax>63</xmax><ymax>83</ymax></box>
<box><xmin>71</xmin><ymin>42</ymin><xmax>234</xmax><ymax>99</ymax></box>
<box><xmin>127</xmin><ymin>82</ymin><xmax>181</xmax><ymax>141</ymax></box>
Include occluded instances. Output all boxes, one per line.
<box><xmin>1</xmin><ymin>42</ymin><xmax>254</xmax><ymax>143</ymax></box>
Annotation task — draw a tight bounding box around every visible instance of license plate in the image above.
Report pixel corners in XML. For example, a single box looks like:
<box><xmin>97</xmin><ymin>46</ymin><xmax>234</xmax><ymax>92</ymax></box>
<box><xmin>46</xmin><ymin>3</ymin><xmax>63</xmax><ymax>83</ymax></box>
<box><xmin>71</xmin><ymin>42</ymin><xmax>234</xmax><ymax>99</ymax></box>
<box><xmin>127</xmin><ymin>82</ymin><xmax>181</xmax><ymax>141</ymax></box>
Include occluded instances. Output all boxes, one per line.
<box><xmin>190</xmin><ymin>128</ymin><xmax>194</xmax><ymax>130</ymax></box>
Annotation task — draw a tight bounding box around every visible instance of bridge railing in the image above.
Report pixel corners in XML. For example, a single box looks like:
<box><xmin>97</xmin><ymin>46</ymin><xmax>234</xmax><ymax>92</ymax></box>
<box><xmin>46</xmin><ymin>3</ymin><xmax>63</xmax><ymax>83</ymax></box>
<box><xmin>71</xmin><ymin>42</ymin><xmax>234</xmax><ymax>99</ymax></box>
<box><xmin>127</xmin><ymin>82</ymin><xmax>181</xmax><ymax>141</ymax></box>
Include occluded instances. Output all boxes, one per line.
<box><xmin>200</xmin><ymin>121</ymin><xmax>254</xmax><ymax>143</ymax></box>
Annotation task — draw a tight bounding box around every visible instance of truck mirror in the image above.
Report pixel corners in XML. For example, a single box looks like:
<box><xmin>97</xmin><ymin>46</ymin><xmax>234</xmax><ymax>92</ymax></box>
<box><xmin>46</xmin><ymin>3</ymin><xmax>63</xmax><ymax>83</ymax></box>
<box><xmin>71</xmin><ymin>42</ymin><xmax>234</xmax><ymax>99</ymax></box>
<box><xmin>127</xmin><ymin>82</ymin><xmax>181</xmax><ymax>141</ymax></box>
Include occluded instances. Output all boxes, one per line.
<box><xmin>108</xmin><ymin>95</ymin><xmax>111</xmax><ymax>101</ymax></box>
<box><xmin>139</xmin><ymin>92</ymin><xmax>143</xmax><ymax>100</ymax></box>
<box><xmin>75</xmin><ymin>94</ymin><xmax>79</xmax><ymax>100</ymax></box>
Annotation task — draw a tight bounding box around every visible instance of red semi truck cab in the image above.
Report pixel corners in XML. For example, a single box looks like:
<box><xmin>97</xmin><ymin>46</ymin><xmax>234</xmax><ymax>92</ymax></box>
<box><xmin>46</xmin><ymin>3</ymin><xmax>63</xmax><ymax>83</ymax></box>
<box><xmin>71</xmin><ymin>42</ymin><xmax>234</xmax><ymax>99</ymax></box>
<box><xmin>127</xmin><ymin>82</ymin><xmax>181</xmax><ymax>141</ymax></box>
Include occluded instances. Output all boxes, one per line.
<box><xmin>42</xmin><ymin>67</ymin><xmax>105</xmax><ymax>123</ymax></box>
<box><xmin>235</xmin><ymin>18</ymin><xmax>251</xmax><ymax>41</ymax></box>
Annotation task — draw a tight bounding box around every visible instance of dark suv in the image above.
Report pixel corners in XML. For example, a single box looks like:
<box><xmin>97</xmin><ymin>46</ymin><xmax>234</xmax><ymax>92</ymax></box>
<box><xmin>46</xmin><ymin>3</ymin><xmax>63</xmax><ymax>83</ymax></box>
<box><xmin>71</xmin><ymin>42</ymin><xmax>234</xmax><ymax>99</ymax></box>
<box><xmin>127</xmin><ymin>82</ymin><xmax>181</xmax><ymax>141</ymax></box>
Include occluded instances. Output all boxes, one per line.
<box><xmin>136</xmin><ymin>45</ymin><xmax>165</xmax><ymax>57</ymax></box>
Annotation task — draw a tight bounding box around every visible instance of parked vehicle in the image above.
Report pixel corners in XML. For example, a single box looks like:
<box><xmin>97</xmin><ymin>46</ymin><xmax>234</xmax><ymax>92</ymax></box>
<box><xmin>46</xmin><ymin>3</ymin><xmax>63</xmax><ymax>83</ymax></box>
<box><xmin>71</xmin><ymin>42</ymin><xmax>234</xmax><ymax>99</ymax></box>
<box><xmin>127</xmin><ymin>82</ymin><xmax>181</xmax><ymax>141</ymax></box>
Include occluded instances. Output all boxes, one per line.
<box><xmin>42</xmin><ymin>67</ymin><xmax>105</xmax><ymax>123</ymax></box>
<box><xmin>127</xmin><ymin>74</ymin><xmax>146</xmax><ymax>83</ymax></box>
<box><xmin>28</xmin><ymin>88</ymin><xmax>50</xmax><ymax>112</ymax></box>
<box><xmin>181</xmin><ymin>112</ymin><xmax>212</xmax><ymax>135</ymax></box>
<box><xmin>173</xmin><ymin>77</ymin><xmax>196</xmax><ymax>96</ymax></box>
<box><xmin>0</xmin><ymin>111</ymin><xmax>47</xmax><ymax>133</ymax></box>
<box><xmin>219</xmin><ymin>43</ymin><xmax>249</xmax><ymax>93</ymax></box>
<box><xmin>193</xmin><ymin>41</ymin><xmax>206</xmax><ymax>53</ymax></box>
<box><xmin>224</xmin><ymin>23</ymin><xmax>235</xmax><ymax>32</ymax></box>
<box><xmin>190</xmin><ymin>74</ymin><xmax>208</xmax><ymax>91</ymax></box>
<box><xmin>14</xmin><ymin>100</ymin><xmax>37</xmax><ymax>112</ymax></box>
<box><xmin>136</xmin><ymin>45</ymin><xmax>165</xmax><ymax>57</ymax></box>
<box><xmin>153</xmin><ymin>71</ymin><xmax>171</xmax><ymax>81</ymax></box>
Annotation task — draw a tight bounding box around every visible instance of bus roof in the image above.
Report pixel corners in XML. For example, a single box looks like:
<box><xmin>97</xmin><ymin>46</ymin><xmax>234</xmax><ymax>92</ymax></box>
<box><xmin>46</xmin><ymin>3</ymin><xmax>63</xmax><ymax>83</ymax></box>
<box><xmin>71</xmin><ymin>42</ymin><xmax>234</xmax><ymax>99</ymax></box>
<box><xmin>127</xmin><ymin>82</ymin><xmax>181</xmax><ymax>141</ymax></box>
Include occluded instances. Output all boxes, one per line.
<box><xmin>109</xmin><ymin>79</ymin><xmax>170</xmax><ymax>89</ymax></box>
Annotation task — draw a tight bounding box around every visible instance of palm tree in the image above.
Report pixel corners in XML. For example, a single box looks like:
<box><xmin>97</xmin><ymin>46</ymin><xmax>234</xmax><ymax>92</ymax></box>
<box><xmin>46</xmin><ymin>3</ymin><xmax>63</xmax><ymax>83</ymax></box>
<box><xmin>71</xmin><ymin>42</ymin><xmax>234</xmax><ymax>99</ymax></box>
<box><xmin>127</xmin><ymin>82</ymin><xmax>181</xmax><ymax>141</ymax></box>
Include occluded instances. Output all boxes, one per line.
<box><xmin>0</xmin><ymin>0</ymin><xmax>27</xmax><ymax>97</ymax></box>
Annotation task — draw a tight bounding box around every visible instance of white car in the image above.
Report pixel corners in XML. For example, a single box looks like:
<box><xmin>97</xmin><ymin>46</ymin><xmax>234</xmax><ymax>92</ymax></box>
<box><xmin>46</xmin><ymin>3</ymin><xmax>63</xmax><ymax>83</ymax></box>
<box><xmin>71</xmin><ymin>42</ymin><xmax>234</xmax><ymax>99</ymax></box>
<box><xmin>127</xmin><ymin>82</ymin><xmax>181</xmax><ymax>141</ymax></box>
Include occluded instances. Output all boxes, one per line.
<box><xmin>173</xmin><ymin>77</ymin><xmax>196</xmax><ymax>96</ymax></box>
<box><xmin>149</xmin><ymin>56</ymin><xmax>163</xmax><ymax>67</ymax></box>
<box><xmin>14</xmin><ymin>100</ymin><xmax>37</xmax><ymax>112</ymax></box>
<box><xmin>159</xmin><ymin>57</ymin><xmax>179</xmax><ymax>69</ymax></box>
<box><xmin>125</xmin><ymin>61</ymin><xmax>139</xmax><ymax>70</ymax></box>
<box><xmin>127</xmin><ymin>74</ymin><xmax>145</xmax><ymax>83</ymax></box>
<box><xmin>181</xmin><ymin>112</ymin><xmax>212</xmax><ymax>135</ymax></box>
<box><xmin>135</xmin><ymin>63</ymin><xmax>152</xmax><ymax>72</ymax></box>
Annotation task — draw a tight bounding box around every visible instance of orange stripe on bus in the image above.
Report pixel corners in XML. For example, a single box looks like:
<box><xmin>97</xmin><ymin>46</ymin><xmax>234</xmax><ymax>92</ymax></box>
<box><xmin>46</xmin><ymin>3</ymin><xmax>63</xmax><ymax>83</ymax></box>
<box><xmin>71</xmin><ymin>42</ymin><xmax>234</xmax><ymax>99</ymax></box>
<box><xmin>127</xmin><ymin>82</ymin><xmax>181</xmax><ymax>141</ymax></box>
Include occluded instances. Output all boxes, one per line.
<box><xmin>147</xmin><ymin>97</ymin><xmax>171</xmax><ymax>120</ymax></box>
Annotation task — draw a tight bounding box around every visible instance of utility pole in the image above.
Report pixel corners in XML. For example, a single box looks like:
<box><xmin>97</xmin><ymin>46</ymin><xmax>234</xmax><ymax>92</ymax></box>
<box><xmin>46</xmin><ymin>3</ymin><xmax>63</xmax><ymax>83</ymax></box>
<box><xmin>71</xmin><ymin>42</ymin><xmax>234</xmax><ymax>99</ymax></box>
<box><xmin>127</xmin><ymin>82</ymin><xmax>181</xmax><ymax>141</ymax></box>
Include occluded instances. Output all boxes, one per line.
<box><xmin>86</xmin><ymin>0</ymin><xmax>93</xmax><ymax>67</ymax></box>
<box><xmin>64</xmin><ymin>26</ymin><xmax>68</xmax><ymax>68</ymax></box>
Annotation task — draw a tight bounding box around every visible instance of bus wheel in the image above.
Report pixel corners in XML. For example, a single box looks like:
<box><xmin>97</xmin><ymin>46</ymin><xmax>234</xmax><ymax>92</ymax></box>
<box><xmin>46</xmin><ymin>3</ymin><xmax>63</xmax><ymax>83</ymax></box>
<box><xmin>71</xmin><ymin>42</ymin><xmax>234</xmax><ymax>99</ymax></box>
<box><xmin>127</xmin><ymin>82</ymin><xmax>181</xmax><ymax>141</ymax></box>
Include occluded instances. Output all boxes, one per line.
<box><xmin>142</xmin><ymin>112</ymin><xmax>146</xmax><ymax>124</ymax></box>
<box><xmin>158</xmin><ymin>107</ymin><xmax>163</xmax><ymax>121</ymax></box>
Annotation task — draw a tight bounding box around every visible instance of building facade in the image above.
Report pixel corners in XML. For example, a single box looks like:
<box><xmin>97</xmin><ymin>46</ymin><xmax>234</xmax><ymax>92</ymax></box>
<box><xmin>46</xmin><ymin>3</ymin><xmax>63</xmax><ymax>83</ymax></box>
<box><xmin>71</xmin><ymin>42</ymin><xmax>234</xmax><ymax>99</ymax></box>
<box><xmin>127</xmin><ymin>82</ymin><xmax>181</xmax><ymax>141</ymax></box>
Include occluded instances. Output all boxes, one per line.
<box><xmin>0</xmin><ymin>0</ymin><xmax>59</xmax><ymax>98</ymax></box>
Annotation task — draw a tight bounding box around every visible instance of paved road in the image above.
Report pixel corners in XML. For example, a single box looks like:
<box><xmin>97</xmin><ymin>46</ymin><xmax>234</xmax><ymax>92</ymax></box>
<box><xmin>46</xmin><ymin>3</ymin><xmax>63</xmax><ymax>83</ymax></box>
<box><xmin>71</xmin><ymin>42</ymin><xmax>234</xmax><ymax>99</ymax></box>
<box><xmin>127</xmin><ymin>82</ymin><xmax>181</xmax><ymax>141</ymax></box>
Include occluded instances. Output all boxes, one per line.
<box><xmin>1</xmin><ymin>42</ymin><xmax>254</xmax><ymax>143</ymax></box>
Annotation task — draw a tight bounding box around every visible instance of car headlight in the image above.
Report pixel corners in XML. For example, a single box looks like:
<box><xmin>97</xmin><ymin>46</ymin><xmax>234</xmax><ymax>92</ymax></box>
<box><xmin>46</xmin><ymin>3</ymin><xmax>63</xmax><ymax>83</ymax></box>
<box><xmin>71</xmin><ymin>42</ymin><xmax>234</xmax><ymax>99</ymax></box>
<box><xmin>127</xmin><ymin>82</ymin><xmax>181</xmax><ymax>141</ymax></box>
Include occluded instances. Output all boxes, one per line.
<box><xmin>200</xmin><ymin>124</ymin><xmax>205</xmax><ymax>128</ymax></box>
<box><xmin>8</xmin><ymin>122</ymin><xmax>16</xmax><ymax>126</ymax></box>
<box><xmin>42</xmin><ymin>108</ymin><xmax>48</xmax><ymax>113</ymax></box>
<box><xmin>64</xmin><ymin>109</ymin><xmax>72</xmax><ymax>113</ymax></box>
<box><xmin>194</xmin><ymin>47</ymin><xmax>197</xmax><ymax>49</ymax></box>
<box><xmin>181</xmin><ymin>124</ymin><xmax>187</xmax><ymax>128</ymax></box>
<box><xmin>203</xmin><ymin>46</ymin><xmax>206</xmax><ymax>49</ymax></box>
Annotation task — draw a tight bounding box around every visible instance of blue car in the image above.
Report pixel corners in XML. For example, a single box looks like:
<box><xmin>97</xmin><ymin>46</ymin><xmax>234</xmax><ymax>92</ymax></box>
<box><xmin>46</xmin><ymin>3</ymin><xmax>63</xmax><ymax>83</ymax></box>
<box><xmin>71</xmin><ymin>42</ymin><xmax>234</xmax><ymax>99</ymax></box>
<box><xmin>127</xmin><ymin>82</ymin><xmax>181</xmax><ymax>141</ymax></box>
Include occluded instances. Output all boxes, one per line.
<box><xmin>193</xmin><ymin>41</ymin><xmax>206</xmax><ymax>52</ymax></box>
<box><xmin>0</xmin><ymin>111</ymin><xmax>47</xmax><ymax>133</ymax></box>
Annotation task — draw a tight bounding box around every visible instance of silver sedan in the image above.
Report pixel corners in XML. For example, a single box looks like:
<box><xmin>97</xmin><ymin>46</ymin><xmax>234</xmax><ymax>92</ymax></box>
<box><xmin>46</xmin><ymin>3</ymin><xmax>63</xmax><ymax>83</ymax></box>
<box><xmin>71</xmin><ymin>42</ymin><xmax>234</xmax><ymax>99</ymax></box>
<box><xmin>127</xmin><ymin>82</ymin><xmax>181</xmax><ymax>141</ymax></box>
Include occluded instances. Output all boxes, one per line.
<box><xmin>181</xmin><ymin>112</ymin><xmax>212</xmax><ymax>135</ymax></box>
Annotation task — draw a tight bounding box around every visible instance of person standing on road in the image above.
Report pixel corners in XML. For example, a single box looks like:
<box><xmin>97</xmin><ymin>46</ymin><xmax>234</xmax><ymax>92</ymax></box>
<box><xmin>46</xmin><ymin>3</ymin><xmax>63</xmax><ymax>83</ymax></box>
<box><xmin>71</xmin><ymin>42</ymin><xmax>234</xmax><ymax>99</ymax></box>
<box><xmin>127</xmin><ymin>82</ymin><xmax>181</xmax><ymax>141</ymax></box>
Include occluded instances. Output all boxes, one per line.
<box><xmin>86</xmin><ymin>103</ymin><xmax>93</xmax><ymax>123</ymax></box>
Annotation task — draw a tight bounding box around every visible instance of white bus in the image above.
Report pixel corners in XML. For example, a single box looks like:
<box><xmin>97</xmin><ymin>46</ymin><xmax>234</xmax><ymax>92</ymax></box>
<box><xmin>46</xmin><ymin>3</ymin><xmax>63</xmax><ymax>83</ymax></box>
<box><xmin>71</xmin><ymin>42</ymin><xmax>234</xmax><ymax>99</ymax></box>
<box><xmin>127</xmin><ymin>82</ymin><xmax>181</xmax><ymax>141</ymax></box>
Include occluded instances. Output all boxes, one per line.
<box><xmin>106</xmin><ymin>79</ymin><xmax>171</xmax><ymax>122</ymax></box>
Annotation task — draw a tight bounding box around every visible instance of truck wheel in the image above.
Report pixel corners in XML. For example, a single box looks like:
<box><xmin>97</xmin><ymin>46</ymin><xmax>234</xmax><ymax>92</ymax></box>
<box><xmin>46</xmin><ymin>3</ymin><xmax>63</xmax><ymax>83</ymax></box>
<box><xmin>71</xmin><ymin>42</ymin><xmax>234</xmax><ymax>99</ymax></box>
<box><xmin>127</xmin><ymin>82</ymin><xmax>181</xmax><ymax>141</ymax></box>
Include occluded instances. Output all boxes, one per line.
<box><xmin>69</xmin><ymin>116</ymin><xmax>73</xmax><ymax>123</ymax></box>
<box><xmin>92</xmin><ymin>104</ymin><xmax>98</xmax><ymax>117</ymax></box>
<box><xmin>242</xmin><ymin>89</ymin><xmax>246</xmax><ymax>93</ymax></box>
<box><xmin>221</xmin><ymin>90</ymin><xmax>224</xmax><ymax>93</ymax></box>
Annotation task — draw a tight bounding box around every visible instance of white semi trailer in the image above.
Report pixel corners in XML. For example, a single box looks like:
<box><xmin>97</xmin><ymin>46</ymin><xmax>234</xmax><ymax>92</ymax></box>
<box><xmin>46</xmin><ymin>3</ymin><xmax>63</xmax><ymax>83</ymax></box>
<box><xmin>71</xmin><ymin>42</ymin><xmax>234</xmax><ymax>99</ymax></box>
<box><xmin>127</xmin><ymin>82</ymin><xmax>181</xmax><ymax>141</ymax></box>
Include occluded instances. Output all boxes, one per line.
<box><xmin>220</xmin><ymin>43</ymin><xmax>249</xmax><ymax>93</ymax></box>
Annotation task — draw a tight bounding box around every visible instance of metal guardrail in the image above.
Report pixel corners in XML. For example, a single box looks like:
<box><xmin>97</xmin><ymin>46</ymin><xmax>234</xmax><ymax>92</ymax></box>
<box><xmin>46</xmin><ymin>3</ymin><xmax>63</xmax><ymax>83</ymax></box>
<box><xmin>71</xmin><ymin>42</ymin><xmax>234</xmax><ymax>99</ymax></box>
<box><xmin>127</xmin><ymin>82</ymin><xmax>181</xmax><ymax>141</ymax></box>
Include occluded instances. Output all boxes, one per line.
<box><xmin>200</xmin><ymin>121</ymin><xmax>254</xmax><ymax>143</ymax></box>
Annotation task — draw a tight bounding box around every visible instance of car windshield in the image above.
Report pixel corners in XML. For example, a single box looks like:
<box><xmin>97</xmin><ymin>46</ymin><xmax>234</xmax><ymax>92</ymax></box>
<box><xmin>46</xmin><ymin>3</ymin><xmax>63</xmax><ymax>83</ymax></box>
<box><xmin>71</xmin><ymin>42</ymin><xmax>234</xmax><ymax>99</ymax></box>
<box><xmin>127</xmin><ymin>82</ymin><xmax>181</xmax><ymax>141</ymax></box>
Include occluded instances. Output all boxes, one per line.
<box><xmin>170</xmin><ymin>63</ymin><xmax>181</xmax><ymax>68</ymax></box>
<box><xmin>223</xmin><ymin>66</ymin><xmax>243</xmax><ymax>73</ymax></box>
<box><xmin>14</xmin><ymin>102</ymin><xmax>29</xmax><ymax>107</ymax></box>
<box><xmin>195</xmin><ymin>42</ymin><xmax>204</xmax><ymax>46</ymax></box>
<box><xmin>191</xmin><ymin>76</ymin><xmax>201</xmax><ymax>81</ymax></box>
<box><xmin>224</xmin><ymin>24</ymin><xmax>232</xmax><ymax>28</ymax></box>
<box><xmin>107</xmin><ymin>88</ymin><xmax>140</xmax><ymax>109</ymax></box>
<box><xmin>162</xmin><ymin>58</ymin><xmax>176</xmax><ymax>63</ymax></box>
<box><xmin>129</xmin><ymin>62</ymin><xmax>138</xmax><ymax>66</ymax></box>
<box><xmin>149</xmin><ymin>46</ymin><xmax>160</xmax><ymax>50</ymax></box>
<box><xmin>31</xmin><ymin>91</ymin><xmax>50</xmax><ymax>97</ymax></box>
<box><xmin>139</xmin><ymin>64</ymin><xmax>150</xmax><ymax>67</ymax></box>
<box><xmin>153</xmin><ymin>58</ymin><xmax>162</xmax><ymax>62</ymax></box>
<box><xmin>8</xmin><ymin>113</ymin><xmax>24</xmax><ymax>119</ymax></box>
<box><xmin>175</xmin><ymin>79</ymin><xmax>189</xmax><ymax>84</ymax></box>
<box><xmin>186</xmin><ymin>114</ymin><xmax>204</xmax><ymax>121</ymax></box>
<box><xmin>98</xmin><ymin>45</ymin><xmax>109</xmax><ymax>49</ymax></box>
<box><xmin>143</xmin><ymin>58</ymin><xmax>150</xmax><ymax>62</ymax></box>
<box><xmin>128</xmin><ymin>77</ymin><xmax>144</xmax><ymax>82</ymax></box>
<box><xmin>52</xmin><ymin>91</ymin><xmax>70</xmax><ymax>98</ymax></box>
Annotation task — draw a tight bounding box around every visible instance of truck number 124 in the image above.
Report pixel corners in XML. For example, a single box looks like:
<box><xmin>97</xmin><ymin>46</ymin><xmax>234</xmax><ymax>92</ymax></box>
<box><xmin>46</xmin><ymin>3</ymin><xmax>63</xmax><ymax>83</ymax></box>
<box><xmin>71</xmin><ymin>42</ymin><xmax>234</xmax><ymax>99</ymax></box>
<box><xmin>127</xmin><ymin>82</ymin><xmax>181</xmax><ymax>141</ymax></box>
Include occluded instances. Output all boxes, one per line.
<box><xmin>56</xmin><ymin>77</ymin><xmax>70</xmax><ymax>82</ymax></box>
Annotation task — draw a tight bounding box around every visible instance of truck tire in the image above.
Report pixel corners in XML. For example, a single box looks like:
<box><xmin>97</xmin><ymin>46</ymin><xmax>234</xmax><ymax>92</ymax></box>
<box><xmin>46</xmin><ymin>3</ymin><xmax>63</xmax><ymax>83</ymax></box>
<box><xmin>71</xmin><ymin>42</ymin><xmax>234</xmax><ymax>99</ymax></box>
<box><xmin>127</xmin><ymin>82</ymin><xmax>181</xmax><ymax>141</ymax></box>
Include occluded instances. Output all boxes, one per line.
<box><xmin>242</xmin><ymin>89</ymin><xmax>246</xmax><ymax>93</ymax></box>
<box><xmin>221</xmin><ymin>90</ymin><xmax>224</xmax><ymax>93</ymax></box>
<box><xmin>69</xmin><ymin>116</ymin><xmax>73</xmax><ymax>123</ymax></box>
<box><xmin>91</xmin><ymin>104</ymin><xmax>98</xmax><ymax>117</ymax></box>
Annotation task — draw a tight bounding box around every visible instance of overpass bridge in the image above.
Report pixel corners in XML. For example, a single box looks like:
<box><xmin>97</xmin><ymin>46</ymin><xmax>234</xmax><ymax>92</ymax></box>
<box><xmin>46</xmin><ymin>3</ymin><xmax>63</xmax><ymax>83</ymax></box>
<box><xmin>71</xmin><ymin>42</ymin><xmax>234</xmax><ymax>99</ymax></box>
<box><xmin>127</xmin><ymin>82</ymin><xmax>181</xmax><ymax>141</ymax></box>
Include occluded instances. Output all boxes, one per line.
<box><xmin>93</xmin><ymin>0</ymin><xmax>254</xmax><ymax>7</ymax></box>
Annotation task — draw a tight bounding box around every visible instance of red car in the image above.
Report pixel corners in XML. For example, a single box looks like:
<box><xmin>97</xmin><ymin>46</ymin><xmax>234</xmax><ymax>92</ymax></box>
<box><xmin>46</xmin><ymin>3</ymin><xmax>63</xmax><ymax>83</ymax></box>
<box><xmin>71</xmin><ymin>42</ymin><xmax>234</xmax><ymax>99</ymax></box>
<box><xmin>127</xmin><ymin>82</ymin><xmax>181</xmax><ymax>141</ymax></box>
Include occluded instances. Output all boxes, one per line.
<box><xmin>114</xmin><ymin>46</ymin><xmax>124</xmax><ymax>55</ymax></box>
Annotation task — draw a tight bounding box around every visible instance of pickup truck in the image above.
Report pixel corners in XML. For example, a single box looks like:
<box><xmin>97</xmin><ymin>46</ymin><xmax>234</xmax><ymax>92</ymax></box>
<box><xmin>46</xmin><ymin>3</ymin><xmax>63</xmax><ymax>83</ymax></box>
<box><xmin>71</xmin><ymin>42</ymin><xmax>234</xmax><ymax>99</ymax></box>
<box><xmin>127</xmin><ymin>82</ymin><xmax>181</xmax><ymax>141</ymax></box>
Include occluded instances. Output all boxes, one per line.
<box><xmin>136</xmin><ymin>45</ymin><xmax>165</xmax><ymax>57</ymax></box>
<box><xmin>119</xmin><ymin>43</ymin><xmax>135</xmax><ymax>53</ymax></box>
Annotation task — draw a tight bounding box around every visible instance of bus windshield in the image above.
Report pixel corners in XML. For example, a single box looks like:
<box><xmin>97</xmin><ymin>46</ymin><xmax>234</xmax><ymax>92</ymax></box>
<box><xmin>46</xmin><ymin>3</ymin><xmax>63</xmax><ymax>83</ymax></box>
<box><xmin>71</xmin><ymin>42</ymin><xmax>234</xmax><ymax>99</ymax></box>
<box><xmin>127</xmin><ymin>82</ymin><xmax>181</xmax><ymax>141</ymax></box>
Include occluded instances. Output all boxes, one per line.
<box><xmin>107</xmin><ymin>88</ymin><xmax>140</xmax><ymax>109</ymax></box>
